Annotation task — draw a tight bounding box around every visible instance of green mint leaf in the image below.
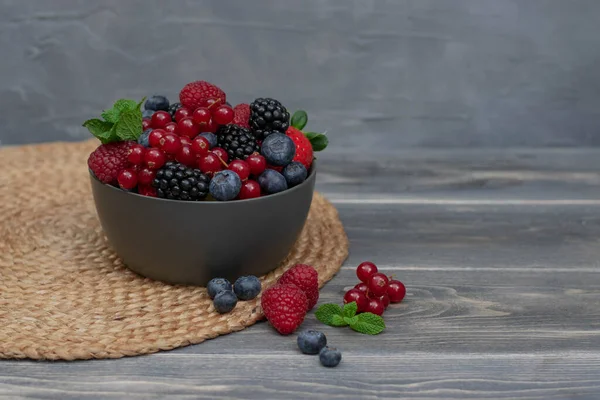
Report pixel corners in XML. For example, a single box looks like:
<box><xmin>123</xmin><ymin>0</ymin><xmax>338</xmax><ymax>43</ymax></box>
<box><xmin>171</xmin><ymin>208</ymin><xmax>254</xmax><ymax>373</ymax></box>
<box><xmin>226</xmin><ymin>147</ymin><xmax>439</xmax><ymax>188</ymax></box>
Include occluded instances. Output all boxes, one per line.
<box><xmin>137</xmin><ymin>97</ymin><xmax>146</xmax><ymax>111</ymax></box>
<box><xmin>350</xmin><ymin>312</ymin><xmax>386</xmax><ymax>335</ymax></box>
<box><xmin>315</xmin><ymin>303</ymin><xmax>344</xmax><ymax>326</ymax></box>
<box><xmin>114</xmin><ymin>99</ymin><xmax>139</xmax><ymax>112</ymax></box>
<box><xmin>291</xmin><ymin>110</ymin><xmax>308</xmax><ymax>130</ymax></box>
<box><xmin>330</xmin><ymin>314</ymin><xmax>347</xmax><ymax>327</ymax></box>
<box><xmin>308</xmin><ymin>133</ymin><xmax>328</xmax><ymax>152</ymax></box>
<box><xmin>83</xmin><ymin>119</ymin><xmax>115</xmax><ymax>143</ymax></box>
<box><xmin>343</xmin><ymin>316</ymin><xmax>359</xmax><ymax>325</ymax></box>
<box><xmin>304</xmin><ymin>132</ymin><xmax>320</xmax><ymax>140</ymax></box>
<box><xmin>115</xmin><ymin>108</ymin><xmax>143</xmax><ymax>141</ymax></box>
<box><xmin>342</xmin><ymin>301</ymin><xmax>357</xmax><ymax>318</ymax></box>
<box><xmin>101</xmin><ymin>108</ymin><xmax>120</xmax><ymax>123</ymax></box>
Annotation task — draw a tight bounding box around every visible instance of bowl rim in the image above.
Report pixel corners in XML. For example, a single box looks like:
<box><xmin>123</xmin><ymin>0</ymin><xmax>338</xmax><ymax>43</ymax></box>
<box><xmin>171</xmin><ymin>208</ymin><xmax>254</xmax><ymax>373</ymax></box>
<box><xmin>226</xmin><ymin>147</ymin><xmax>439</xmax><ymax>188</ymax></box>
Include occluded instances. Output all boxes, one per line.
<box><xmin>89</xmin><ymin>162</ymin><xmax>316</xmax><ymax>205</ymax></box>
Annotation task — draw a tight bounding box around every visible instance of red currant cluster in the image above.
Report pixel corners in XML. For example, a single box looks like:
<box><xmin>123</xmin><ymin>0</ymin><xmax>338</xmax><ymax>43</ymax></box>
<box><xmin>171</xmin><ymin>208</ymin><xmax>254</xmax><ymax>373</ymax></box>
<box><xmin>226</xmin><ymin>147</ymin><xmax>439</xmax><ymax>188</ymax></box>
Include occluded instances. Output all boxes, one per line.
<box><xmin>343</xmin><ymin>261</ymin><xmax>406</xmax><ymax>316</ymax></box>
<box><xmin>117</xmin><ymin>104</ymin><xmax>268</xmax><ymax>199</ymax></box>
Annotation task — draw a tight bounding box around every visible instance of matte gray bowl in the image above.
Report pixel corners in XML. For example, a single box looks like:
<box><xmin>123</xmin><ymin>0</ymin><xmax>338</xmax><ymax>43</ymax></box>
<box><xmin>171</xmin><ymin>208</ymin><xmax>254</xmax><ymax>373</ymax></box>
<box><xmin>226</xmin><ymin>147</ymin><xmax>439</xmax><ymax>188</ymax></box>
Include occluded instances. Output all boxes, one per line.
<box><xmin>89</xmin><ymin>166</ymin><xmax>316</xmax><ymax>286</ymax></box>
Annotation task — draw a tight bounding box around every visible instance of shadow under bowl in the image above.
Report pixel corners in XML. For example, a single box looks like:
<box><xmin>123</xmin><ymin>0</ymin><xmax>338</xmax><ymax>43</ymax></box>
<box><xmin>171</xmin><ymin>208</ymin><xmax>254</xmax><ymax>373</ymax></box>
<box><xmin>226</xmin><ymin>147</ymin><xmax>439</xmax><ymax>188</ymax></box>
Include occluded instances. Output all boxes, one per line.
<box><xmin>89</xmin><ymin>166</ymin><xmax>316</xmax><ymax>286</ymax></box>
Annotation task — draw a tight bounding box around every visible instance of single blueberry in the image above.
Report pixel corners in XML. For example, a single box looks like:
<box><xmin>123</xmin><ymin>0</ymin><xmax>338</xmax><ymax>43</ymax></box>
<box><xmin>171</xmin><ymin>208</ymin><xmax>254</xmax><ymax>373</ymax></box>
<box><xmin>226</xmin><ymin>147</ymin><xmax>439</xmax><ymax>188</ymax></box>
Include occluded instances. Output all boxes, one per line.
<box><xmin>209</xmin><ymin>170</ymin><xmax>242</xmax><ymax>201</ymax></box>
<box><xmin>260</xmin><ymin>133</ymin><xmax>296</xmax><ymax>166</ymax></box>
<box><xmin>258</xmin><ymin>169</ymin><xmax>288</xmax><ymax>194</ymax></box>
<box><xmin>233</xmin><ymin>276</ymin><xmax>261</xmax><ymax>301</ymax></box>
<box><xmin>142</xmin><ymin>109</ymin><xmax>154</xmax><ymax>119</ymax></box>
<box><xmin>138</xmin><ymin>129</ymin><xmax>152</xmax><ymax>148</ymax></box>
<box><xmin>297</xmin><ymin>330</ymin><xmax>327</xmax><ymax>355</ymax></box>
<box><xmin>282</xmin><ymin>162</ymin><xmax>308</xmax><ymax>187</ymax></box>
<box><xmin>144</xmin><ymin>95</ymin><xmax>170</xmax><ymax>111</ymax></box>
<box><xmin>207</xmin><ymin>278</ymin><xmax>232</xmax><ymax>299</ymax></box>
<box><xmin>319</xmin><ymin>346</ymin><xmax>342</xmax><ymax>367</ymax></box>
<box><xmin>213</xmin><ymin>290</ymin><xmax>238</xmax><ymax>314</ymax></box>
<box><xmin>199</xmin><ymin>132</ymin><xmax>217</xmax><ymax>149</ymax></box>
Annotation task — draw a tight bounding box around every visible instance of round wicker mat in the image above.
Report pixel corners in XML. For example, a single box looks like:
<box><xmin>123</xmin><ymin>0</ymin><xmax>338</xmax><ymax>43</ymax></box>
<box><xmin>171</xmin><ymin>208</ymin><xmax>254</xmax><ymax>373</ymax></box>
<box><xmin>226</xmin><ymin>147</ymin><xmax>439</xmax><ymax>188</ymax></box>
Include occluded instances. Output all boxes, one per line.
<box><xmin>0</xmin><ymin>139</ymin><xmax>348</xmax><ymax>360</ymax></box>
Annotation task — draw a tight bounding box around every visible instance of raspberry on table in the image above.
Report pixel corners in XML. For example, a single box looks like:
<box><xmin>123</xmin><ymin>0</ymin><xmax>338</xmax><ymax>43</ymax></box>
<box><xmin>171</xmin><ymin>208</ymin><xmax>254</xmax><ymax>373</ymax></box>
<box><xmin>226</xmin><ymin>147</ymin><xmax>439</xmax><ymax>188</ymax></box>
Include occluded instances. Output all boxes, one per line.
<box><xmin>278</xmin><ymin>264</ymin><xmax>319</xmax><ymax>310</ymax></box>
<box><xmin>261</xmin><ymin>283</ymin><xmax>308</xmax><ymax>335</ymax></box>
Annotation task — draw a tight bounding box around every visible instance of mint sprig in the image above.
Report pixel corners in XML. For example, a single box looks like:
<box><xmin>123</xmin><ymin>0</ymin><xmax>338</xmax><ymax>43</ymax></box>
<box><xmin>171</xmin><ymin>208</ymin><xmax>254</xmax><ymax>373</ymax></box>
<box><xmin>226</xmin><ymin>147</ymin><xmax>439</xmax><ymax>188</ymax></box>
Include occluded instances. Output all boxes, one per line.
<box><xmin>315</xmin><ymin>302</ymin><xmax>385</xmax><ymax>335</ymax></box>
<box><xmin>83</xmin><ymin>97</ymin><xmax>145</xmax><ymax>144</ymax></box>
<box><xmin>290</xmin><ymin>110</ymin><xmax>328</xmax><ymax>152</ymax></box>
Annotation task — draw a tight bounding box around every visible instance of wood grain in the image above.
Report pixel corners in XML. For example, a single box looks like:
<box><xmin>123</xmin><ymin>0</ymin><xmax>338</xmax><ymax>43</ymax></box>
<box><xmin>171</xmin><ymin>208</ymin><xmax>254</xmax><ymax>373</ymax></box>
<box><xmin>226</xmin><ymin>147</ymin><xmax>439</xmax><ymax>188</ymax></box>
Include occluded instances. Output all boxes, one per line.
<box><xmin>2</xmin><ymin>148</ymin><xmax>600</xmax><ymax>399</ymax></box>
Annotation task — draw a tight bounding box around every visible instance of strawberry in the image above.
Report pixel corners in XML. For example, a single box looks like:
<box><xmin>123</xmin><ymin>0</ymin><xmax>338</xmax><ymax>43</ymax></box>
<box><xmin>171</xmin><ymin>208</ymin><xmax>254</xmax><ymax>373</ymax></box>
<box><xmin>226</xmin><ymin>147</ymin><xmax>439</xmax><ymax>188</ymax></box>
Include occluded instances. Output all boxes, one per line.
<box><xmin>261</xmin><ymin>283</ymin><xmax>308</xmax><ymax>335</ymax></box>
<box><xmin>278</xmin><ymin>264</ymin><xmax>319</xmax><ymax>310</ymax></box>
<box><xmin>286</xmin><ymin>126</ymin><xmax>313</xmax><ymax>170</ymax></box>
<box><xmin>232</xmin><ymin>103</ymin><xmax>251</xmax><ymax>129</ymax></box>
<box><xmin>179</xmin><ymin>81</ymin><xmax>226</xmax><ymax>111</ymax></box>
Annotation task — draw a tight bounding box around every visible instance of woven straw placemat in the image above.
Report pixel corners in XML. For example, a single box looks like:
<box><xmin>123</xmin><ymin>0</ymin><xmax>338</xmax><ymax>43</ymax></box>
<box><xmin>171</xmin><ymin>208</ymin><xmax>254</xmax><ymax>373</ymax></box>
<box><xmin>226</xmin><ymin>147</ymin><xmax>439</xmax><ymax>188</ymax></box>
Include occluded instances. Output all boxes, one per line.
<box><xmin>0</xmin><ymin>139</ymin><xmax>348</xmax><ymax>360</ymax></box>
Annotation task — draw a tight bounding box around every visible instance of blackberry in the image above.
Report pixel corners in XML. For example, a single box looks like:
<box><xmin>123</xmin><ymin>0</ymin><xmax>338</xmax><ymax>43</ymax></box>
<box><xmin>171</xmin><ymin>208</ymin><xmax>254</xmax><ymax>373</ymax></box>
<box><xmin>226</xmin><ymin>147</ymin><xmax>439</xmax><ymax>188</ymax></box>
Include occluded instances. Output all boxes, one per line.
<box><xmin>151</xmin><ymin>161</ymin><xmax>210</xmax><ymax>201</ymax></box>
<box><xmin>217</xmin><ymin>124</ymin><xmax>260</xmax><ymax>161</ymax></box>
<box><xmin>169</xmin><ymin>102</ymin><xmax>182</xmax><ymax>120</ymax></box>
<box><xmin>249</xmin><ymin>98</ymin><xmax>290</xmax><ymax>140</ymax></box>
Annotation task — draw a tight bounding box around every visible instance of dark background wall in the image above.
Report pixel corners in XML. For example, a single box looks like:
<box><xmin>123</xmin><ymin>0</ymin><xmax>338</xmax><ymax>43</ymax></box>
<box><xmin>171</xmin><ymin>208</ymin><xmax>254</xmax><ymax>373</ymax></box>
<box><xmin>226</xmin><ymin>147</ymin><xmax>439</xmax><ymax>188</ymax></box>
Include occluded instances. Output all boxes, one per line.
<box><xmin>1</xmin><ymin>0</ymin><xmax>598</xmax><ymax>152</ymax></box>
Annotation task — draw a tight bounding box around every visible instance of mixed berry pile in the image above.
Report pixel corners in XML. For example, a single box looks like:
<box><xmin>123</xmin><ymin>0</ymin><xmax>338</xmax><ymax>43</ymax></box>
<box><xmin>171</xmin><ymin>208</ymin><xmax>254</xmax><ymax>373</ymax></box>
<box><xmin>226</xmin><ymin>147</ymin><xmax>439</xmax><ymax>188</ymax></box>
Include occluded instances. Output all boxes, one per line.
<box><xmin>85</xmin><ymin>80</ymin><xmax>328</xmax><ymax>201</ymax></box>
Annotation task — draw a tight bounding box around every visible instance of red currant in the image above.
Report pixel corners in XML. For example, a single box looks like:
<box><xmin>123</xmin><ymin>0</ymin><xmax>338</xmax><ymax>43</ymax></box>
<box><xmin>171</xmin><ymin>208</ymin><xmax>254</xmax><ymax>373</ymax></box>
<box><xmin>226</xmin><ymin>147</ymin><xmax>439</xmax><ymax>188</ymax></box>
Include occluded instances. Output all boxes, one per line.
<box><xmin>180</xmin><ymin>136</ymin><xmax>192</xmax><ymax>147</ymax></box>
<box><xmin>238</xmin><ymin>180</ymin><xmax>261</xmax><ymax>200</ymax></box>
<box><xmin>357</xmin><ymin>261</ymin><xmax>378</xmax><ymax>283</ymax></box>
<box><xmin>137</xmin><ymin>168</ymin><xmax>156</xmax><ymax>186</ymax></box>
<box><xmin>151</xmin><ymin>110</ymin><xmax>171</xmax><ymax>129</ymax></box>
<box><xmin>144</xmin><ymin>148</ymin><xmax>166</xmax><ymax>170</ymax></box>
<box><xmin>178</xmin><ymin>117</ymin><xmax>200</xmax><ymax>139</ymax></box>
<box><xmin>228</xmin><ymin>160</ymin><xmax>250</xmax><ymax>181</ymax></box>
<box><xmin>142</xmin><ymin>118</ymin><xmax>152</xmax><ymax>131</ymax></box>
<box><xmin>138</xmin><ymin>185</ymin><xmax>157</xmax><ymax>197</ymax></box>
<box><xmin>149</xmin><ymin>129</ymin><xmax>165</xmax><ymax>148</ymax></box>
<box><xmin>387</xmin><ymin>280</ymin><xmax>406</xmax><ymax>303</ymax></box>
<box><xmin>211</xmin><ymin>147</ymin><xmax>229</xmax><ymax>164</ymax></box>
<box><xmin>213</xmin><ymin>105</ymin><xmax>234</xmax><ymax>125</ymax></box>
<box><xmin>365</xmin><ymin>298</ymin><xmax>385</xmax><ymax>316</ymax></box>
<box><xmin>379</xmin><ymin>294</ymin><xmax>390</xmax><ymax>309</ymax></box>
<box><xmin>198</xmin><ymin>153</ymin><xmax>222</xmax><ymax>174</ymax></box>
<box><xmin>354</xmin><ymin>282</ymin><xmax>369</xmax><ymax>294</ymax></box>
<box><xmin>174</xmin><ymin>107</ymin><xmax>191</xmax><ymax>122</ymax></box>
<box><xmin>368</xmin><ymin>273</ymin><xmax>389</xmax><ymax>297</ymax></box>
<box><xmin>191</xmin><ymin>136</ymin><xmax>210</xmax><ymax>156</ymax></box>
<box><xmin>117</xmin><ymin>168</ymin><xmax>138</xmax><ymax>190</ymax></box>
<box><xmin>192</xmin><ymin>107</ymin><xmax>212</xmax><ymax>126</ymax></box>
<box><xmin>159</xmin><ymin>133</ymin><xmax>182</xmax><ymax>154</ymax></box>
<box><xmin>127</xmin><ymin>144</ymin><xmax>145</xmax><ymax>165</ymax></box>
<box><xmin>202</xmin><ymin>97</ymin><xmax>223</xmax><ymax>110</ymax></box>
<box><xmin>246</xmin><ymin>154</ymin><xmax>267</xmax><ymax>176</ymax></box>
<box><xmin>205</xmin><ymin>118</ymin><xmax>218</xmax><ymax>133</ymax></box>
<box><xmin>343</xmin><ymin>289</ymin><xmax>369</xmax><ymax>313</ymax></box>
<box><xmin>164</xmin><ymin>121</ymin><xmax>178</xmax><ymax>135</ymax></box>
<box><xmin>175</xmin><ymin>145</ymin><xmax>196</xmax><ymax>167</ymax></box>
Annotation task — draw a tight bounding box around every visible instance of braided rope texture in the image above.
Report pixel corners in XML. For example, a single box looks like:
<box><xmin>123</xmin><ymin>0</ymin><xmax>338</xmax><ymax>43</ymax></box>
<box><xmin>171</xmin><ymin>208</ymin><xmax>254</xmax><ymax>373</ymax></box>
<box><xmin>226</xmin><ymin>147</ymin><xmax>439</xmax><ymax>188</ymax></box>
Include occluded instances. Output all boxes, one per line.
<box><xmin>0</xmin><ymin>139</ymin><xmax>349</xmax><ymax>360</ymax></box>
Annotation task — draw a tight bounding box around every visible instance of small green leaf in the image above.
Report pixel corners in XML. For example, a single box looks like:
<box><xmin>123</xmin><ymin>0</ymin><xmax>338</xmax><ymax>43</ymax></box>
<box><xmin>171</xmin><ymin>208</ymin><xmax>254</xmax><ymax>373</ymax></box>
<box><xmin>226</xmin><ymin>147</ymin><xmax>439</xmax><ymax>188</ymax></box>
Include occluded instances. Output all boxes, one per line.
<box><xmin>83</xmin><ymin>119</ymin><xmax>115</xmax><ymax>143</ymax></box>
<box><xmin>304</xmin><ymin>132</ymin><xmax>320</xmax><ymax>140</ymax></box>
<box><xmin>343</xmin><ymin>301</ymin><xmax>357</xmax><ymax>318</ymax></box>
<box><xmin>113</xmin><ymin>99</ymin><xmax>139</xmax><ymax>112</ymax></box>
<box><xmin>101</xmin><ymin>108</ymin><xmax>121</xmax><ymax>124</ymax></box>
<box><xmin>136</xmin><ymin>97</ymin><xmax>147</xmax><ymax>111</ymax></box>
<box><xmin>315</xmin><ymin>303</ymin><xmax>344</xmax><ymax>326</ymax></box>
<box><xmin>309</xmin><ymin>134</ymin><xmax>329</xmax><ymax>152</ymax></box>
<box><xmin>331</xmin><ymin>314</ymin><xmax>347</xmax><ymax>327</ymax></box>
<box><xmin>343</xmin><ymin>316</ymin><xmax>359</xmax><ymax>325</ymax></box>
<box><xmin>350</xmin><ymin>312</ymin><xmax>386</xmax><ymax>335</ymax></box>
<box><xmin>291</xmin><ymin>110</ymin><xmax>308</xmax><ymax>130</ymax></box>
<box><xmin>115</xmin><ymin>109</ymin><xmax>143</xmax><ymax>141</ymax></box>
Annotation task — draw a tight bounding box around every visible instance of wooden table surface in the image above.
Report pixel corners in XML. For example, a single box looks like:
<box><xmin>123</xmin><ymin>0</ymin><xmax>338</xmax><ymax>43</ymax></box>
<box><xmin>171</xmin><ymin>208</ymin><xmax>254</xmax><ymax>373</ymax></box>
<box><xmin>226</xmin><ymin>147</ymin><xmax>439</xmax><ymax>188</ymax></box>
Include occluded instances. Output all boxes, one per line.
<box><xmin>1</xmin><ymin>148</ymin><xmax>600</xmax><ymax>399</ymax></box>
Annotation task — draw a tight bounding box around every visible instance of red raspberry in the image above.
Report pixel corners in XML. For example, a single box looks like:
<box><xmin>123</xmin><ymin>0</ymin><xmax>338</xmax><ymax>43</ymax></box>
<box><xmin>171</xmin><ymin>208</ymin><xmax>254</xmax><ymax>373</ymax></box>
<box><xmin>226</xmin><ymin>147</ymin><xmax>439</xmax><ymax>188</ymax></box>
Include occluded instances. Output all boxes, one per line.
<box><xmin>179</xmin><ymin>81</ymin><xmax>227</xmax><ymax>111</ymax></box>
<box><xmin>88</xmin><ymin>141</ymin><xmax>134</xmax><ymax>184</ymax></box>
<box><xmin>232</xmin><ymin>103</ymin><xmax>251</xmax><ymax>129</ymax></box>
<box><xmin>286</xmin><ymin>126</ymin><xmax>313</xmax><ymax>170</ymax></box>
<box><xmin>261</xmin><ymin>284</ymin><xmax>308</xmax><ymax>335</ymax></box>
<box><xmin>277</xmin><ymin>264</ymin><xmax>319</xmax><ymax>310</ymax></box>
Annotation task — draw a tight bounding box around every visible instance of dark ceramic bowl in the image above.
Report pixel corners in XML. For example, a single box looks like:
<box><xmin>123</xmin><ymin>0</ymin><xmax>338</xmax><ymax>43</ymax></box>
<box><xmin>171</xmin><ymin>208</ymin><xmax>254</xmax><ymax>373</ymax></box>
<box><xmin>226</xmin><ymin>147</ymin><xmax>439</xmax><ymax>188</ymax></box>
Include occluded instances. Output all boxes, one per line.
<box><xmin>89</xmin><ymin>166</ymin><xmax>316</xmax><ymax>286</ymax></box>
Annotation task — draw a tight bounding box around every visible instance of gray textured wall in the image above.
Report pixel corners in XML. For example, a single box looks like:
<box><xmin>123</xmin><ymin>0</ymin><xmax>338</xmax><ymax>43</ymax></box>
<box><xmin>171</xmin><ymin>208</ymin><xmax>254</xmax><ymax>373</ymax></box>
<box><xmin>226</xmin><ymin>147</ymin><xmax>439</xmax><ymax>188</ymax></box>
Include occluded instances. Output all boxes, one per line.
<box><xmin>1</xmin><ymin>0</ymin><xmax>599</xmax><ymax>151</ymax></box>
